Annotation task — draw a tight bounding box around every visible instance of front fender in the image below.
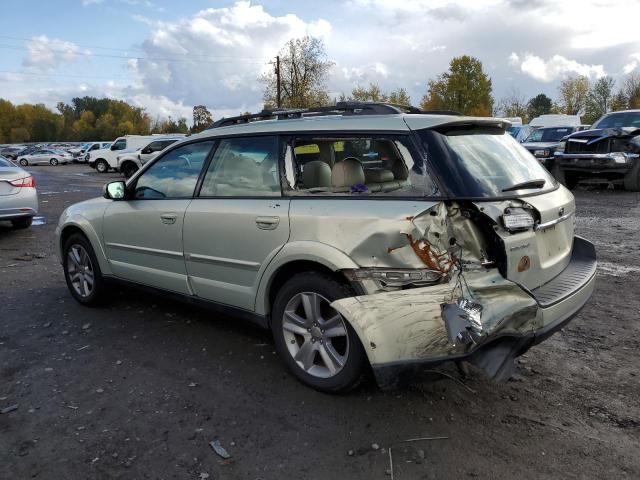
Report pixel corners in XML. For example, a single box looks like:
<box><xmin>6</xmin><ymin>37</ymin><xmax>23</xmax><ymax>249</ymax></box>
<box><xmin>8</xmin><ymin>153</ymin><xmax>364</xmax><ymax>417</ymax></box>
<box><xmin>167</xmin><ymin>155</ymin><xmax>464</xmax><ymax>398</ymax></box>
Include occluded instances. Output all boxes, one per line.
<box><xmin>254</xmin><ymin>240</ymin><xmax>360</xmax><ymax>316</ymax></box>
<box><xmin>56</xmin><ymin>213</ymin><xmax>111</xmax><ymax>276</ymax></box>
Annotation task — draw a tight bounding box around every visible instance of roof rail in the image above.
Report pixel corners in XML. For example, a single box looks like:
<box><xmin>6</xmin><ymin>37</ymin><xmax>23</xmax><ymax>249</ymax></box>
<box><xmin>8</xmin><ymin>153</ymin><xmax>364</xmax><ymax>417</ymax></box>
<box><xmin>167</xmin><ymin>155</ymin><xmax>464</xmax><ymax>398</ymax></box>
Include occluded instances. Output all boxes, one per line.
<box><xmin>209</xmin><ymin>101</ymin><xmax>459</xmax><ymax>129</ymax></box>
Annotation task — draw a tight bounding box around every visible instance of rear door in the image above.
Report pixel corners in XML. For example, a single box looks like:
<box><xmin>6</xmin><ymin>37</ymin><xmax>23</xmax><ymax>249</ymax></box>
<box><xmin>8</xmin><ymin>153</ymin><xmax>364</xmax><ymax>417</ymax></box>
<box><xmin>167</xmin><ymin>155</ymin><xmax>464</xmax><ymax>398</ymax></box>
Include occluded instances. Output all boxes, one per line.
<box><xmin>102</xmin><ymin>140</ymin><xmax>214</xmax><ymax>293</ymax></box>
<box><xmin>183</xmin><ymin>135</ymin><xmax>290</xmax><ymax>310</ymax></box>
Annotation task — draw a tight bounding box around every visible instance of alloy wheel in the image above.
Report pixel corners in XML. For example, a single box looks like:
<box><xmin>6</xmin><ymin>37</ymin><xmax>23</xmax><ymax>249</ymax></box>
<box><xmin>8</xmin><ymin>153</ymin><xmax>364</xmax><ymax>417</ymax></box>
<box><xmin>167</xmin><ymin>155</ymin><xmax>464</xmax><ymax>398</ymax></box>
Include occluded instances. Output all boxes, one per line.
<box><xmin>282</xmin><ymin>292</ymin><xmax>350</xmax><ymax>378</ymax></box>
<box><xmin>66</xmin><ymin>244</ymin><xmax>95</xmax><ymax>298</ymax></box>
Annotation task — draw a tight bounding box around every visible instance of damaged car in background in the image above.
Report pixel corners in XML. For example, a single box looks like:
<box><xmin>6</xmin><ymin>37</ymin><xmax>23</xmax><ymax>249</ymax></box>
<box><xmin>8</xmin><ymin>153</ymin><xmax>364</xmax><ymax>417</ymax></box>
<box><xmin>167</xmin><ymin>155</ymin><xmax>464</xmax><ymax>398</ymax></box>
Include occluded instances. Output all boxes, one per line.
<box><xmin>55</xmin><ymin>102</ymin><xmax>597</xmax><ymax>392</ymax></box>
<box><xmin>553</xmin><ymin>109</ymin><xmax>640</xmax><ymax>190</ymax></box>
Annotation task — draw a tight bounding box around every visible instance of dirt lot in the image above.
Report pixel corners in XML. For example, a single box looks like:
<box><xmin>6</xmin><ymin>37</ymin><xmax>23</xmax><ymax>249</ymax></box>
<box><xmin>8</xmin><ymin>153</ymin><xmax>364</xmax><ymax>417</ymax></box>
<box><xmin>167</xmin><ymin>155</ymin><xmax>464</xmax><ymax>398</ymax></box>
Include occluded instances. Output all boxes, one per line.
<box><xmin>0</xmin><ymin>164</ymin><xmax>638</xmax><ymax>479</ymax></box>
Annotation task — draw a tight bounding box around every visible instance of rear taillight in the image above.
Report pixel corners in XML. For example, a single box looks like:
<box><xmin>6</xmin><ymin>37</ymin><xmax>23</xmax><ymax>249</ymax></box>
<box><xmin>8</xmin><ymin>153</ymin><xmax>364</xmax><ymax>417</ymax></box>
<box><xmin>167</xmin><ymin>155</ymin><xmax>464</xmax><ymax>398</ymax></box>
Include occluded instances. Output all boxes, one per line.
<box><xmin>10</xmin><ymin>176</ymin><xmax>36</xmax><ymax>188</ymax></box>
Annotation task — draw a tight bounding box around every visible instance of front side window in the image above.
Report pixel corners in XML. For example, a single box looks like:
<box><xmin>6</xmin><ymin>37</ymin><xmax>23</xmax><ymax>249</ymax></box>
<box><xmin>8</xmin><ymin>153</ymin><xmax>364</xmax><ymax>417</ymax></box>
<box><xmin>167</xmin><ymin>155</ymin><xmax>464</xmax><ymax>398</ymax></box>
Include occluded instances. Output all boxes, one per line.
<box><xmin>417</xmin><ymin>127</ymin><xmax>555</xmax><ymax>198</ymax></box>
<box><xmin>133</xmin><ymin>141</ymin><xmax>214</xmax><ymax>199</ymax></box>
<box><xmin>112</xmin><ymin>139</ymin><xmax>126</xmax><ymax>151</ymax></box>
<box><xmin>284</xmin><ymin>135</ymin><xmax>436</xmax><ymax>197</ymax></box>
<box><xmin>199</xmin><ymin>136</ymin><xmax>280</xmax><ymax>197</ymax></box>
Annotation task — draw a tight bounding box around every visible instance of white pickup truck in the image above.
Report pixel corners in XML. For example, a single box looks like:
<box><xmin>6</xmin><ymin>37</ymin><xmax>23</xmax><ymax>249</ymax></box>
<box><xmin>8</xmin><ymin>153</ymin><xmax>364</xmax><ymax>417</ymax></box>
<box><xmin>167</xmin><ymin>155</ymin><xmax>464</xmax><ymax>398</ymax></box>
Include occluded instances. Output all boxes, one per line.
<box><xmin>88</xmin><ymin>134</ymin><xmax>185</xmax><ymax>173</ymax></box>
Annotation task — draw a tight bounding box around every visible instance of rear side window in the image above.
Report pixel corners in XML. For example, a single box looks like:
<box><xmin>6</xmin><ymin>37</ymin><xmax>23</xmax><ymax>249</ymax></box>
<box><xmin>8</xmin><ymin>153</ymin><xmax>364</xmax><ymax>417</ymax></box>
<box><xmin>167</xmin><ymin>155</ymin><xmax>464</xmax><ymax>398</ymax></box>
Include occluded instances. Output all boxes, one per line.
<box><xmin>284</xmin><ymin>135</ymin><xmax>436</xmax><ymax>197</ymax></box>
<box><xmin>112</xmin><ymin>139</ymin><xmax>126</xmax><ymax>151</ymax></box>
<box><xmin>199</xmin><ymin>136</ymin><xmax>280</xmax><ymax>197</ymax></box>
<box><xmin>417</xmin><ymin>127</ymin><xmax>555</xmax><ymax>198</ymax></box>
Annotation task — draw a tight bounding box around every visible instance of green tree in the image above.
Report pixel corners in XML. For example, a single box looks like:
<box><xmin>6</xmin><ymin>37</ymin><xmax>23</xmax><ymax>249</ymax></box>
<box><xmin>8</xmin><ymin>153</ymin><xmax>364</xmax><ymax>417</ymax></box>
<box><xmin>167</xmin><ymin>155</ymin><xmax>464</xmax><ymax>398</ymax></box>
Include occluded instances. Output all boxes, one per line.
<box><xmin>263</xmin><ymin>36</ymin><xmax>334</xmax><ymax>109</ymax></box>
<box><xmin>420</xmin><ymin>55</ymin><xmax>493</xmax><ymax>116</ymax></box>
<box><xmin>10</xmin><ymin>127</ymin><xmax>30</xmax><ymax>143</ymax></box>
<box><xmin>621</xmin><ymin>74</ymin><xmax>640</xmax><ymax>109</ymax></box>
<box><xmin>388</xmin><ymin>88</ymin><xmax>411</xmax><ymax>106</ymax></box>
<box><xmin>526</xmin><ymin>93</ymin><xmax>553</xmax><ymax>119</ymax></box>
<box><xmin>558</xmin><ymin>76</ymin><xmax>590</xmax><ymax>115</ymax></box>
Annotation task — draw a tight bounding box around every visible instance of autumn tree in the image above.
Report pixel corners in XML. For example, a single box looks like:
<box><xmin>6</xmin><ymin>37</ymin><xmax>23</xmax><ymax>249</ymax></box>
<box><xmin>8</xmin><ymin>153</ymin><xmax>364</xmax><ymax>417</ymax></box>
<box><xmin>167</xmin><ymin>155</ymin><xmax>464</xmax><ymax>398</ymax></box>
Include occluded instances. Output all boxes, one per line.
<box><xmin>192</xmin><ymin>105</ymin><xmax>213</xmax><ymax>133</ymax></box>
<box><xmin>263</xmin><ymin>36</ymin><xmax>334</xmax><ymax>109</ymax></box>
<box><xmin>388</xmin><ymin>88</ymin><xmax>411</xmax><ymax>106</ymax></box>
<box><xmin>341</xmin><ymin>83</ymin><xmax>411</xmax><ymax>106</ymax></box>
<box><xmin>526</xmin><ymin>93</ymin><xmax>553</xmax><ymax>120</ymax></box>
<box><xmin>558</xmin><ymin>76</ymin><xmax>590</xmax><ymax>115</ymax></box>
<box><xmin>420</xmin><ymin>56</ymin><xmax>493</xmax><ymax>116</ymax></box>
<box><xmin>621</xmin><ymin>74</ymin><xmax>640</xmax><ymax>109</ymax></box>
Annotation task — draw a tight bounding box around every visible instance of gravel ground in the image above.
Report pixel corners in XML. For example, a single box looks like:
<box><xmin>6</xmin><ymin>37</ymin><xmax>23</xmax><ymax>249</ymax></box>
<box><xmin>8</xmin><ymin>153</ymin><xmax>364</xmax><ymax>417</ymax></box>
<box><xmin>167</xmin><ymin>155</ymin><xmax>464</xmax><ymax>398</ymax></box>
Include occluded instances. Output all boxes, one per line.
<box><xmin>1</xmin><ymin>164</ymin><xmax>638</xmax><ymax>479</ymax></box>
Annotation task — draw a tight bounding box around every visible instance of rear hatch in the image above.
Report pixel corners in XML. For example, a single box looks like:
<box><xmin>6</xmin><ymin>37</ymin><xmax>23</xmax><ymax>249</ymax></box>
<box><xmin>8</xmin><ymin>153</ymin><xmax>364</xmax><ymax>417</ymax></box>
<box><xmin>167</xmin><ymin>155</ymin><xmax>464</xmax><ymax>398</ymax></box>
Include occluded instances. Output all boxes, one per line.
<box><xmin>408</xmin><ymin>117</ymin><xmax>574</xmax><ymax>290</ymax></box>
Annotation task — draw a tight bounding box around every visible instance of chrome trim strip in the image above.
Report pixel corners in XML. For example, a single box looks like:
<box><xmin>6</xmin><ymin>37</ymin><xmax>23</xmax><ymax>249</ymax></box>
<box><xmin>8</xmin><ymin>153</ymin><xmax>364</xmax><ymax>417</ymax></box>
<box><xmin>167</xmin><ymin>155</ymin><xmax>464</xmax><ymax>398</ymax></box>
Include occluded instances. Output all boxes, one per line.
<box><xmin>535</xmin><ymin>211</ymin><xmax>574</xmax><ymax>231</ymax></box>
<box><xmin>105</xmin><ymin>242</ymin><xmax>183</xmax><ymax>258</ymax></box>
<box><xmin>184</xmin><ymin>252</ymin><xmax>260</xmax><ymax>270</ymax></box>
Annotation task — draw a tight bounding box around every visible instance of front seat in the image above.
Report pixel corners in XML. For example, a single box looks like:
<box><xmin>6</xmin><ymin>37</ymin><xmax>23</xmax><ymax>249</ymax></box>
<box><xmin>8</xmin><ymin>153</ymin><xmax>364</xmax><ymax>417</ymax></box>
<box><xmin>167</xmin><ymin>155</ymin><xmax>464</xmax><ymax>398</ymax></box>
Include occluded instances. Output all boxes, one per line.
<box><xmin>331</xmin><ymin>157</ymin><xmax>365</xmax><ymax>191</ymax></box>
<box><xmin>302</xmin><ymin>160</ymin><xmax>332</xmax><ymax>189</ymax></box>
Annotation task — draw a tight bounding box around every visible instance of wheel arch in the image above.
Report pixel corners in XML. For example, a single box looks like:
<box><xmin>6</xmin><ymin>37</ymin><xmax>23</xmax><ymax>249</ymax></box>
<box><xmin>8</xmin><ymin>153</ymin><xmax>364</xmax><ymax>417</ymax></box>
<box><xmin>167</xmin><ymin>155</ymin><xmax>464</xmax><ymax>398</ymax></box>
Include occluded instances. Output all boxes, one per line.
<box><xmin>255</xmin><ymin>241</ymin><xmax>361</xmax><ymax>318</ymax></box>
<box><xmin>58</xmin><ymin>220</ymin><xmax>112</xmax><ymax>275</ymax></box>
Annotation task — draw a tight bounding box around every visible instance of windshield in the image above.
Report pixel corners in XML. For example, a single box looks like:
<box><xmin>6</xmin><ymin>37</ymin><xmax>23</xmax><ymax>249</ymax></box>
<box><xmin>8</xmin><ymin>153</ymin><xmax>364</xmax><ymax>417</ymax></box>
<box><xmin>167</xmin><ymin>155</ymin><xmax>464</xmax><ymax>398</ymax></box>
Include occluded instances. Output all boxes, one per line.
<box><xmin>525</xmin><ymin>127</ymin><xmax>573</xmax><ymax>142</ymax></box>
<box><xmin>592</xmin><ymin>112</ymin><xmax>640</xmax><ymax>129</ymax></box>
<box><xmin>417</xmin><ymin>127</ymin><xmax>556</xmax><ymax>198</ymax></box>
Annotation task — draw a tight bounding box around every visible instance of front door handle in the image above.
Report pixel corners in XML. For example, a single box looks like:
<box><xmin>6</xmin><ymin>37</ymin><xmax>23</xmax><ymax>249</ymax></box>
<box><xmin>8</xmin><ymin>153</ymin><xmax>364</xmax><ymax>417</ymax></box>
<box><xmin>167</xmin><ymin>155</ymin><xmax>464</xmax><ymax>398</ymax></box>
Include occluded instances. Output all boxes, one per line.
<box><xmin>160</xmin><ymin>213</ymin><xmax>178</xmax><ymax>225</ymax></box>
<box><xmin>255</xmin><ymin>216</ymin><xmax>280</xmax><ymax>230</ymax></box>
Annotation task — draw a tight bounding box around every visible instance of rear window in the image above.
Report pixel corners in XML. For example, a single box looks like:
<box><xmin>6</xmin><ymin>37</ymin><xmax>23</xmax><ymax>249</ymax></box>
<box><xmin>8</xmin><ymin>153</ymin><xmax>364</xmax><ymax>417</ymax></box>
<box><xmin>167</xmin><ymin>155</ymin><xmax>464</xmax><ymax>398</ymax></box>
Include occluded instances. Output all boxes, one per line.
<box><xmin>417</xmin><ymin>127</ymin><xmax>556</xmax><ymax>198</ymax></box>
<box><xmin>525</xmin><ymin>128</ymin><xmax>572</xmax><ymax>142</ymax></box>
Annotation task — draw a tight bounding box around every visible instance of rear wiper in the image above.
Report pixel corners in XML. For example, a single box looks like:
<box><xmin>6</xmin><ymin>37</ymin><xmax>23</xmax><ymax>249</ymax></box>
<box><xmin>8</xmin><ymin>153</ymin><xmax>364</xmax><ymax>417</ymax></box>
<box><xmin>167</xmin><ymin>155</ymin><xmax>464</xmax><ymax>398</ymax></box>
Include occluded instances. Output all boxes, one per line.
<box><xmin>502</xmin><ymin>179</ymin><xmax>546</xmax><ymax>192</ymax></box>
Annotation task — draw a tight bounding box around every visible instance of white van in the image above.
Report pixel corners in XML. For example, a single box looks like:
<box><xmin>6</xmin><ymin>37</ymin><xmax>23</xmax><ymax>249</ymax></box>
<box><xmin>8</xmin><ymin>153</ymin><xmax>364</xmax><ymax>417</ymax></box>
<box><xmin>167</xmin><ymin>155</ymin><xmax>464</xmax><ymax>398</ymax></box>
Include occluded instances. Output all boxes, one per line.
<box><xmin>89</xmin><ymin>134</ymin><xmax>185</xmax><ymax>173</ymax></box>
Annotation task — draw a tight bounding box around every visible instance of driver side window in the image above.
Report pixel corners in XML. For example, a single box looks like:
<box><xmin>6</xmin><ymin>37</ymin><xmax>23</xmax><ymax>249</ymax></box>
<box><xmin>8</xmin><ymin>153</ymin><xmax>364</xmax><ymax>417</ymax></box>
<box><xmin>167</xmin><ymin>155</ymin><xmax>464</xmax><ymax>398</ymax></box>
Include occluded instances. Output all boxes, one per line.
<box><xmin>134</xmin><ymin>141</ymin><xmax>214</xmax><ymax>199</ymax></box>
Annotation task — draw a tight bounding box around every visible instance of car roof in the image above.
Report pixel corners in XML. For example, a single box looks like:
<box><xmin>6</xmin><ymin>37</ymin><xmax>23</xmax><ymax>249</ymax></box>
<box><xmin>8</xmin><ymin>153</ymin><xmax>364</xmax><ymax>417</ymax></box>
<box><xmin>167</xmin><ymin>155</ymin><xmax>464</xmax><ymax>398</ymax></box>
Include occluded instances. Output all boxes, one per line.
<box><xmin>189</xmin><ymin>113</ymin><xmax>509</xmax><ymax>140</ymax></box>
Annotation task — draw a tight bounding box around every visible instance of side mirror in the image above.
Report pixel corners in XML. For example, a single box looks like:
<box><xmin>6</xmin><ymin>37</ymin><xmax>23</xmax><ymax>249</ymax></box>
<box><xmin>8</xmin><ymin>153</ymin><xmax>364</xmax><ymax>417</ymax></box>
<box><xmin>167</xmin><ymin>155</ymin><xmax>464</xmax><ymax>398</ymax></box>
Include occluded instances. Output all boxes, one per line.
<box><xmin>141</xmin><ymin>148</ymin><xmax>151</xmax><ymax>154</ymax></box>
<box><xmin>104</xmin><ymin>181</ymin><xmax>126</xmax><ymax>200</ymax></box>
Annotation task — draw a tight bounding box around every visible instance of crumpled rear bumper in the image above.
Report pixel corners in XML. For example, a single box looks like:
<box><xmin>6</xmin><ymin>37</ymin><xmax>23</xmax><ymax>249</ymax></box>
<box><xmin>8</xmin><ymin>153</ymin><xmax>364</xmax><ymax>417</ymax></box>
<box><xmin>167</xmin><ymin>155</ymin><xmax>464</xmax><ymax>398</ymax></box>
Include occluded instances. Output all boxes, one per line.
<box><xmin>331</xmin><ymin>237</ymin><xmax>597</xmax><ymax>389</ymax></box>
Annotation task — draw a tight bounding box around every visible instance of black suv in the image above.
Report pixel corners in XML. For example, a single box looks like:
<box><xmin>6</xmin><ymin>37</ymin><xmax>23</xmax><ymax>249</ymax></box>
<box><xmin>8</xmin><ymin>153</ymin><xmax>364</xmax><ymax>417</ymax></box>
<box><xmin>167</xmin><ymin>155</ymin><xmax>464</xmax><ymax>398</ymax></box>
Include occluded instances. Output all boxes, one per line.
<box><xmin>553</xmin><ymin>110</ymin><xmax>640</xmax><ymax>190</ymax></box>
<box><xmin>522</xmin><ymin>126</ymin><xmax>582</xmax><ymax>168</ymax></box>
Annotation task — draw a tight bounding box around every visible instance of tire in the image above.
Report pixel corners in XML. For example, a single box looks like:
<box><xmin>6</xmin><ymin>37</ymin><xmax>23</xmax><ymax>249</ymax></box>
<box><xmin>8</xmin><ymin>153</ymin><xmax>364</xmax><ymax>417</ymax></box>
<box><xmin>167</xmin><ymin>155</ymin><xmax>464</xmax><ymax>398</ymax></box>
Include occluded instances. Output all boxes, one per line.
<box><xmin>271</xmin><ymin>271</ymin><xmax>367</xmax><ymax>393</ymax></box>
<box><xmin>95</xmin><ymin>159</ymin><xmax>108</xmax><ymax>173</ymax></box>
<box><xmin>551</xmin><ymin>164</ymin><xmax>578</xmax><ymax>190</ymax></box>
<box><xmin>19</xmin><ymin>158</ymin><xmax>28</xmax><ymax>166</ymax></box>
<box><xmin>564</xmin><ymin>173</ymin><xmax>579</xmax><ymax>190</ymax></box>
<box><xmin>122</xmin><ymin>162</ymin><xmax>138</xmax><ymax>179</ymax></box>
<box><xmin>50</xmin><ymin>158</ymin><xmax>59</xmax><ymax>166</ymax></box>
<box><xmin>62</xmin><ymin>233</ymin><xmax>107</xmax><ymax>306</ymax></box>
<box><xmin>623</xmin><ymin>160</ymin><xmax>640</xmax><ymax>191</ymax></box>
<box><xmin>11</xmin><ymin>217</ymin><xmax>32</xmax><ymax>229</ymax></box>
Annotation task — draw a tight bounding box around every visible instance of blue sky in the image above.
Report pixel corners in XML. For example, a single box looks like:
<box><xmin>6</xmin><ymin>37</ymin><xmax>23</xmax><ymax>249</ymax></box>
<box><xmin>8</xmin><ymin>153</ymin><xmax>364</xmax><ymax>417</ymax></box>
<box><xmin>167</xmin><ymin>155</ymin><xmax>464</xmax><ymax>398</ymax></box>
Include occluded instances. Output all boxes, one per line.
<box><xmin>1</xmin><ymin>0</ymin><xmax>639</xmax><ymax>122</ymax></box>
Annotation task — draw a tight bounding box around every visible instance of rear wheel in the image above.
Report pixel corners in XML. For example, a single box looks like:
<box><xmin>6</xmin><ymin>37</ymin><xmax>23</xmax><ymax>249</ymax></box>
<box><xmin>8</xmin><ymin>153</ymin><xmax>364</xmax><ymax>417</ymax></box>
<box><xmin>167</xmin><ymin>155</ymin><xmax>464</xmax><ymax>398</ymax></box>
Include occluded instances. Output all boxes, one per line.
<box><xmin>11</xmin><ymin>217</ymin><xmax>32</xmax><ymax>229</ymax></box>
<box><xmin>50</xmin><ymin>158</ymin><xmax>59</xmax><ymax>166</ymax></box>
<box><xmin>19</xmin><ymin>158</ymin><xmax>28</xmax><ymax>166</ymax></box>
<box><xmin>271</xmin><ymin>272</ymin><xmax>367</xmax><ymax>393</ymax></box>
<box><xmin>95</xmin><ymin>159</ymin><xmax>108</xmax><ymax>173</ymax></box>
<box><xmin>122</xmin><ymin>162</ymin><xmax>138</xmax><ymax>178</ymax></box>
<box><xmin>63</xmin><ymin>233</ymin><xmax>107</xmax><ymax>306</ymax></box>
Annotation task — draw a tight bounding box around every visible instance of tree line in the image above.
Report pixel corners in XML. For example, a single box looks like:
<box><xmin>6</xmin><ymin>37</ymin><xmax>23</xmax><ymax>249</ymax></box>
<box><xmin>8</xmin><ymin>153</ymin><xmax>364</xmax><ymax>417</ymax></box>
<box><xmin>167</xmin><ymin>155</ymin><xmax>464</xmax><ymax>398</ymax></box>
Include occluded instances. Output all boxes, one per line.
<box><xmin>0</xmin><ymin>97</ymin><xmax>216</xmax><ymax>144</ymax></box>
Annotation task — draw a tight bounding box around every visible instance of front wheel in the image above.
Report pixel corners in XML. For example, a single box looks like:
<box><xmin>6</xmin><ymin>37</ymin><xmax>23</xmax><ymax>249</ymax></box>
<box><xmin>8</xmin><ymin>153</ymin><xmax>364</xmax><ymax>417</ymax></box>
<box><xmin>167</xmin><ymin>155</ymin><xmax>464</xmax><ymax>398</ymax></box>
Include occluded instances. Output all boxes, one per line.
<box><xmin>50</xmin><ymin>158</ymin><xmax>59</xmax><ymax>166</ymax></box>
<box><xmin>95</xmin><ymin>159</ymin><xmax>108</xmax><ymax>173</ymax></box>
<box><xmin>19</xmin><ymin>158</ymin><xmax>28</xmax><ymax>166</ymax></box>
<box><xmin>271</xmin><ymin>272</ymin><xmax>367</xmax><ymax>393</ymax></box>
<box><xmin>63</xmin><ymin>233</ymin><xmax>107</xmax><ymax>306</ymax></box>
<box><xmin>122</xmin><ymin>163</ymin><xmax>138</xmax><ymax>178</ymax></box>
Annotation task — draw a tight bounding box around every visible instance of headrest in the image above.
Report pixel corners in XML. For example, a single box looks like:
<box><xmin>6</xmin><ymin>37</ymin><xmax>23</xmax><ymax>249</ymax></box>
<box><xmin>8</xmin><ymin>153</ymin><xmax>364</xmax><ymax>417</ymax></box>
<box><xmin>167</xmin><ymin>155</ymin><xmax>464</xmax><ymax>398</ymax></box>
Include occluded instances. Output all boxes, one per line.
<box><xmin>302</xmin><ymin>161</ymin><xmax>331</xmax><ymax>188</ymax></box>
<box><xmin>332</xmin><ymin>157</ymin><xmax>365</xmax><ymax>188</ymax></box>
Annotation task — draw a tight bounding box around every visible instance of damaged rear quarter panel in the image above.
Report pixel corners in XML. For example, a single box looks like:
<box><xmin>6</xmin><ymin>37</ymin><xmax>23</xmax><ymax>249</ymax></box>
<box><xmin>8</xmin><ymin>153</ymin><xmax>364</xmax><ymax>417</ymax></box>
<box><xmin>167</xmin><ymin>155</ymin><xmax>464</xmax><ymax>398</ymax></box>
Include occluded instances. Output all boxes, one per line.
<box><xmin>288</xmin><ymin>198</ymin><xmax>540</xmax><ymax>365</ymax></box>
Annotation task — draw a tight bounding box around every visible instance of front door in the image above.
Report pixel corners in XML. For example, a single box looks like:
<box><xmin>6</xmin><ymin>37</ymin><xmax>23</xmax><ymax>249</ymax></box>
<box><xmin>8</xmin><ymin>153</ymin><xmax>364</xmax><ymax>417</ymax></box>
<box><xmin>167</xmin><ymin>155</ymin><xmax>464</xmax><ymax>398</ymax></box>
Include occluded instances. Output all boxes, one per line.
<box><xmin>183</xmin><ymin>136</ymin><xmax>290</xmax><ymax>310</ymax></box>
<box><xmin>102</xmin><ymin>140</ymin><xmax>215</xmax><ymax>294</ymax></box>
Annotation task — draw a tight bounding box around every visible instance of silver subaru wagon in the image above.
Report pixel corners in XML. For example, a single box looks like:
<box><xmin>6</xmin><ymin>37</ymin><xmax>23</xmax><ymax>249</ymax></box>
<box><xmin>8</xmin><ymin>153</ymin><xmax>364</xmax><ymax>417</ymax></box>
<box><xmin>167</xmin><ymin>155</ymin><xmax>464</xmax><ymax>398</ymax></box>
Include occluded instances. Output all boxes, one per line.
<box><xmin>55</xmin><ymin>103</ymin><xmax>597</xmax><ymax>392</ymax></box>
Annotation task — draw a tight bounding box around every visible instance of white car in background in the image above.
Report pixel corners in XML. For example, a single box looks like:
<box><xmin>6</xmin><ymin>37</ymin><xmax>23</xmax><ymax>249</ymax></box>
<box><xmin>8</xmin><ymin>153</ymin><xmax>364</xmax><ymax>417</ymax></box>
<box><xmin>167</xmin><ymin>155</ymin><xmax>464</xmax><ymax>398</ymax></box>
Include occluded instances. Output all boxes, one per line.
<box><xmin>117</xmin><ymin>137</ymin><xmax>183</xmax><ymax>178</ymax></box>
<box><xmin>0</xmin><ymin>155</ymin><xmax>38</xmax><ymax>228</ymax></box>
<box><xmin>18</xmin><ymin>149</ymin><xmax>72</xmax><ymax>166</ymax></box>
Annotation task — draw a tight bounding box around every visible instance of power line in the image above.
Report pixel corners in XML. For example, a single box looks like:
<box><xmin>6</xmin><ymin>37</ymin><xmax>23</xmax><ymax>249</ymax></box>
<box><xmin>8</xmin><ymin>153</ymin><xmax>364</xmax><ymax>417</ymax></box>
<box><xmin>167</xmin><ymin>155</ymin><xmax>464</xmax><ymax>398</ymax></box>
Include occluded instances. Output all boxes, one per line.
<box><xmin>0</xmin><ymin>70</ymin><xmax>129</xmax><ymax>80</ymax></box>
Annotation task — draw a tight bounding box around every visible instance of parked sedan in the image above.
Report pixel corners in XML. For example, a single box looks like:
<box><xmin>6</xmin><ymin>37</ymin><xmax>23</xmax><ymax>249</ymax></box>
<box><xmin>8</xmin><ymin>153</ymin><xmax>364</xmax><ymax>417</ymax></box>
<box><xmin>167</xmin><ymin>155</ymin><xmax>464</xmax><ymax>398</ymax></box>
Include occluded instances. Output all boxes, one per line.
<box><xmin>0</xmin><ymin>156</ymin><xmax>38</xmax><ymax>228</ymax></box>
<box><xmin>18</xmin><ymin>149</ymin><xmax>72</xmax><ymax>166</ymax></box>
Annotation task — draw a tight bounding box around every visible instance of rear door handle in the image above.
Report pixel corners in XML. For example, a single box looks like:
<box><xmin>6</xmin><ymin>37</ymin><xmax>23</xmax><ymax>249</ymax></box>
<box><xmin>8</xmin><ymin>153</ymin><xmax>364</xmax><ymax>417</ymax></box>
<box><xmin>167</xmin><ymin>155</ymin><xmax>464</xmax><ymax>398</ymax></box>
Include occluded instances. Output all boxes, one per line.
<box><xmin>160</xmin><ymin>213</ymin><xmax>178</xmax><ymax>225</ymax></box>
<box><xmin>255</xmin><ymin>216</ymin><xmax>280</xmax><ymax>230</ymax></box>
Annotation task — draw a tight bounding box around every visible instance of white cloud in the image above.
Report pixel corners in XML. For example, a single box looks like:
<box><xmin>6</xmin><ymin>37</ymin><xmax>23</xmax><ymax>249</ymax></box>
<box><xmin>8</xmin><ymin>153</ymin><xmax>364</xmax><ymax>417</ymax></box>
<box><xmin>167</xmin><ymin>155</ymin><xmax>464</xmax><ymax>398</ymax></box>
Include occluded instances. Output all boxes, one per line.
<box><xmin>23</xmin><ymin>36</ymin><xmax>89</xmax><ymax>71</ymax></box>
<box><xmin>622</xmin><ymin>54</ymin><xmax>640</xmax><ymax>75</ymax></box>
<box><xmin>509</xmin><ymin>52</ymin><xmax>606</xmax><ymax>82</ymax></box>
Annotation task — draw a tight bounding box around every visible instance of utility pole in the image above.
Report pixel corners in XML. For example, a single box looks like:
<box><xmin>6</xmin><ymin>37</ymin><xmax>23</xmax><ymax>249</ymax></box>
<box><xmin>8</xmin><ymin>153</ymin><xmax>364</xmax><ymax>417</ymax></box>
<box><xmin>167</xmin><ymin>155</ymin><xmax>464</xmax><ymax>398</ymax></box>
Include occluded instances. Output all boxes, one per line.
<box><xmin>276</xmin><ymin>55</ymin><xmax>281</xmax><ymax>109</ymax></box>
